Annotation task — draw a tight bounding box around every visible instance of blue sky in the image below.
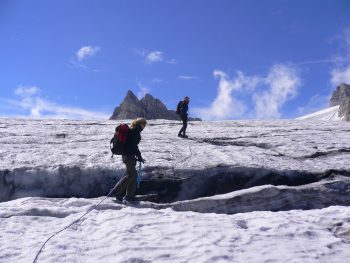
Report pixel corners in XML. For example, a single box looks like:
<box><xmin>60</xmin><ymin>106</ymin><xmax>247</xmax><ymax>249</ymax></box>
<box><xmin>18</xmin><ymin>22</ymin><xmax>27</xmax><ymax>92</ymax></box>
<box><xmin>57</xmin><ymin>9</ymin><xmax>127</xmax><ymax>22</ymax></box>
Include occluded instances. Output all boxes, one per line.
<box><xmin>1</xmin><ymin>0</ymin><xmax>350</xmax><ymax>120</ymax></box>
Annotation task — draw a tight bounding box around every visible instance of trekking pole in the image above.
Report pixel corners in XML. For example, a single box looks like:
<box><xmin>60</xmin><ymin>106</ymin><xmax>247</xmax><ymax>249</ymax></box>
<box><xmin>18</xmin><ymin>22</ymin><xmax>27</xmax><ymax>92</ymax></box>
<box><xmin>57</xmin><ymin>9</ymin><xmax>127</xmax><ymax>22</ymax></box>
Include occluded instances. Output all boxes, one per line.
<box><xmin>137</xmin><ymin>161</ymin><xmax>142</xmax><ymax>189</ymax></box>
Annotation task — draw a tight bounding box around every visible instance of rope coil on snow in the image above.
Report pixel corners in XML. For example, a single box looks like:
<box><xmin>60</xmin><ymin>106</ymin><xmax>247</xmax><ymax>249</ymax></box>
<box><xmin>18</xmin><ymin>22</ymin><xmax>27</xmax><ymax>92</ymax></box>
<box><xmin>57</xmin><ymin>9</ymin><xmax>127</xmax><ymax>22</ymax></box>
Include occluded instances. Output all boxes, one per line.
<box><xmin>32</xmin><ymin>175</ymin><xmax>121</xmax><ymax>263</ymax></box>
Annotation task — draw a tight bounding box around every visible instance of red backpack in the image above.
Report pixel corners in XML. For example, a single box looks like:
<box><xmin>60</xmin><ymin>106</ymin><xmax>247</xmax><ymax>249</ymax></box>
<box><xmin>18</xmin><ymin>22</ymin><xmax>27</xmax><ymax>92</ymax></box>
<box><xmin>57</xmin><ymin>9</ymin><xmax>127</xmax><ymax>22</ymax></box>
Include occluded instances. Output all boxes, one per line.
<box><xmin>176</xmin><ymin>100</ymin><xmax>183</xmax><ymax>115</ymax></box>
<box><xmin>110</xmin><ymin>124</ymin><xmax>129</xmax><ymax>157</ymax></box>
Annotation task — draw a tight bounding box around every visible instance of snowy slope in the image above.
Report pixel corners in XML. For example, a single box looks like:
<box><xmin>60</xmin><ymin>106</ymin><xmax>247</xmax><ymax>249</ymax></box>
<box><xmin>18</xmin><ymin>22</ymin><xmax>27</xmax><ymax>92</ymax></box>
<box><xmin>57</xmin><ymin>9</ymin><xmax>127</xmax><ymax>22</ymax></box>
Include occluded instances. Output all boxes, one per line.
<box><xmin>1</xmin><ymin>118</ymin><xmax>350</xmax><ymax>262</ymax></box>
<box><xmin>296</xmin><ymin>105</ymin><xmax>342</xmax><ymax>121</ymax></box>
<box><xmin>1</xmin><ymin>198</ymin><xmax>350</xmax><ymax>263</ymax></box>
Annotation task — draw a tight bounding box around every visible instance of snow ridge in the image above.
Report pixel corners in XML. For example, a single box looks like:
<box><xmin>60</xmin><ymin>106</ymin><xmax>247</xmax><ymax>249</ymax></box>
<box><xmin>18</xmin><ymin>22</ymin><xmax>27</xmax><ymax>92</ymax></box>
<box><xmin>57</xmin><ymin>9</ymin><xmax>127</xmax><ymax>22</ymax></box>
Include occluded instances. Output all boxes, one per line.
<box><xmin>296</xmin><ymin>105</ymin><xmax>341</xmax><ymax>120</ymax></box>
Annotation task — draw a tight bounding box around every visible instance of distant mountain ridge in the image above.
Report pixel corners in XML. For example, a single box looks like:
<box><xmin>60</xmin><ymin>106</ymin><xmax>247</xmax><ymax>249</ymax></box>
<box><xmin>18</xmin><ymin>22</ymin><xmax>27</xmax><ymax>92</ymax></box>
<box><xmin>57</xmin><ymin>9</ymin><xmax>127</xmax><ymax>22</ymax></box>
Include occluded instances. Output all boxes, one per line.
<box><xmin>110</xmin><ymin>90</ymin><xmax>201</xmax><ymax>121</ymax></box>
<box><xmin>297</xmin><ymin>83</ymin><xmax>350</xmax><ymax>121</ymax></box>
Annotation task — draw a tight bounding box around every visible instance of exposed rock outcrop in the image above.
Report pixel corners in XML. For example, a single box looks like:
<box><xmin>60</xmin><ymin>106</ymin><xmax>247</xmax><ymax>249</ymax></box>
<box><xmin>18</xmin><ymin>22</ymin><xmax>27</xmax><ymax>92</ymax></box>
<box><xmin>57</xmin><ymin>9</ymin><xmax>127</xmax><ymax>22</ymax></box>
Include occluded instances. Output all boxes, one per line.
<box><xmin>330</xmin><ymin>83</ymin><xmax>350</xmax><ymax>121</ymax></box>
<box><xmin>110</xmin><ymin>90</ymin><xmax>201</xmax><ymax>120</ymax></box>
<box><xmin>110</xmin><ymin>91</ymin><xmax>145</xmax><ymax>120</ymax></box>
<box><xmin>339</xmin><ymin>99</ymin><xmax>350</xmax><ymax>121</ymax></box>
<box><xmin>140</xmin><ymin>94</ymin><xmax>179</xmax><ymax>120</ymax></box>
<box><xmin>330</xmin><ymin>83</ymin><xmax>350</xmax><ymax>107</ymax></box>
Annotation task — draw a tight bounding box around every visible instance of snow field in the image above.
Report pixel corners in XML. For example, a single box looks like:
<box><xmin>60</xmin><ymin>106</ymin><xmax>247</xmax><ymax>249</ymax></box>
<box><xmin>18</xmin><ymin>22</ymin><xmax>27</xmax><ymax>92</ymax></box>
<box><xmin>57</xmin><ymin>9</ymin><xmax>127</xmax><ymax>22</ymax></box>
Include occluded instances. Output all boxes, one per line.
<box><xmin>1</xmin><ymin>197</ymin><xmax>350</xmax><ymax>263</ymax></box>
<box><xmin>1</xmin><ymin>118</ymin><xmax>350</xmax><ymax>262</ymax></box>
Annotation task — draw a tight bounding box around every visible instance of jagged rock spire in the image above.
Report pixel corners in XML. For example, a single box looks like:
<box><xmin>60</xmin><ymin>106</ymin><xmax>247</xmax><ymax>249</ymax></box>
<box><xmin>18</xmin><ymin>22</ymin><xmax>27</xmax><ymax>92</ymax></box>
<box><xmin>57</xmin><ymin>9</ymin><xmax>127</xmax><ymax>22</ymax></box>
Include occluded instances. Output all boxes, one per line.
<box><xmin>110</xmin><ymin>90</ymin><xmax>201</xmax><ymax>120</ymax></box>
<box><xmin>110</xmin><ymin>91</ymin><xmax>177</xmax><ymax>120</ymax></box>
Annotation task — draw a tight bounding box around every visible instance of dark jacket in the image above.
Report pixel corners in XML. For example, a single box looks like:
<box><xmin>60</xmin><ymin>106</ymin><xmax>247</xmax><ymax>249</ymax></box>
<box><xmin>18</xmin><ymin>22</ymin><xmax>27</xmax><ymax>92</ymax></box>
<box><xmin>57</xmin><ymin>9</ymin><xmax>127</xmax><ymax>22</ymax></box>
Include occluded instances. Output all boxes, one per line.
<box><xmin>124</xmin><ymin>125</ymin><xmax>142</xmax><ymax>159</ymax></box>
<box><xmin>181</xmin><ymin>101</ymin><xmax>189</xmax><ymax>116</ymax></box>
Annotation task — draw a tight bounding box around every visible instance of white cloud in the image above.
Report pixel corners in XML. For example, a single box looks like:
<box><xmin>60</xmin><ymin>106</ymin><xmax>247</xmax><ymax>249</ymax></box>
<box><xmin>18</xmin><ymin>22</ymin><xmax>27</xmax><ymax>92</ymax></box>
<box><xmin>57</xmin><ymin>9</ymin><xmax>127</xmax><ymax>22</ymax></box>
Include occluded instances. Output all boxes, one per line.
<box><xmin>70</xmin><ymin>45</ymin><xmax>101</xmax><ymax>70</ymax></box>
<box><xmin>330</xmin><ymin>66</ymin><xmax>350</xmax><ymax>87</ymax></box>
<box><xmin>7</xmin><ymin>86</ymin><xmax>109</xmax><ymax>120</ymax></box>
<box><xmin>145</xmin><ymin>51</ymin><xmax>163</xmax><ymax>63</ymax></box>
<box><xmin>294</xmin><ymin>26</ymin><xmax>350</xmax><ymax>116</ymax></box>
<box><xmin>193</xmin><ymin>71</ymin><xmax>253</xmax><ymax>120</ymax></box>
<box><xmin>178</xmin><ymin>75</ymin><xmax>199</xmax><ymax>80</ymax></box>
<box><xmin>329</xmin><ymin>27</ymin><xmax>350</xmax><ymax>87</ymax></box>
<box><xmin>137</xmin><ymin>82</ymin><xmax>150</xmax><ymax>99</ymax></box>
<box><xmin>193</xmin><ymin>64</ymin><xmax>300</xmax><ymax>120</ymax></box>
<box><xmin>76</xmin><ymin>45</ymin><xmax>100</xmax><ymax>61</ymax></box>
<box><xmin>136</xmin><ymin>49</ymin><xmax>176</xmax><ymax>64</ymax></box>
<box><xmin>253</xmin><ymin>64</ymin><xmax>300</xmax><ymax>119</ymax></box>
<box><xmin>15</xmin><ymin>86</ymin><xmax>40</xmax><ymax>97</ymax></box>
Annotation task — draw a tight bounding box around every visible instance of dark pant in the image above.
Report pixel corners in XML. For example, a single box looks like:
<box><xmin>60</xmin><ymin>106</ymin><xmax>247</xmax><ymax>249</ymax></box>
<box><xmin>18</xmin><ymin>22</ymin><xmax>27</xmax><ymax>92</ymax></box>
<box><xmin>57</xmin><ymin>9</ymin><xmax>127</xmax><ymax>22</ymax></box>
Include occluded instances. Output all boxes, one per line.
<box><xmin>115</xmin><ymin>155</ymin><xmax>137</xmax><ymax>198</ymax></box>
<box><xmin>179</xmin><ymin>114</ymin><xmax>188</xmax><ymax>135</ymax></box>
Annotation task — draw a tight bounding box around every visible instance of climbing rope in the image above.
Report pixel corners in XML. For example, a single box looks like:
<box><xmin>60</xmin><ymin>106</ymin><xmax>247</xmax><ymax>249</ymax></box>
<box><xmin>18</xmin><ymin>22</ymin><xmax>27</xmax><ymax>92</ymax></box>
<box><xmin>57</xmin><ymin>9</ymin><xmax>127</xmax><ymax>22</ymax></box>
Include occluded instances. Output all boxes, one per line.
<box><xmin>32</xmin><ymin>132</ymin><xmax>191</xmax><ymax>262</ymax></box>
<box><xmin>32</xmin><ymin>176</ymin><xmax>121</xmax><ymax>263</ymax></box>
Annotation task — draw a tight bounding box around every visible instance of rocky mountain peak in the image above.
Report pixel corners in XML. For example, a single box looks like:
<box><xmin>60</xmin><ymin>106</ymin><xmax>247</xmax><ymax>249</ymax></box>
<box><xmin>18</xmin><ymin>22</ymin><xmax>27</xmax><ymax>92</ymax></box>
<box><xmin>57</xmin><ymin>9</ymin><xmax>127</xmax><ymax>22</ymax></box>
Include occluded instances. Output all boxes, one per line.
<box><xmin>110</xmin><ymin>90</ymin><xmax>201</xmax><ymax>120</ymax></box>
<box><xmin>125</xmin><ymin>90</ymin><xmax>138</xmax><ymax>100</ymax></box>
<box><xmin>330</xmin><ymin>83</ymin><xmax>350</xmax><ymax>107</ymax></box>
<box><xmin>142</xmin><ymin>93</ymin><xmax>155</xmax><ymax>101</ymax></box>
<box><xmin>330</xmin><ymin>83</ymin><xmax>350</xmax><ymax>121</ymax></box>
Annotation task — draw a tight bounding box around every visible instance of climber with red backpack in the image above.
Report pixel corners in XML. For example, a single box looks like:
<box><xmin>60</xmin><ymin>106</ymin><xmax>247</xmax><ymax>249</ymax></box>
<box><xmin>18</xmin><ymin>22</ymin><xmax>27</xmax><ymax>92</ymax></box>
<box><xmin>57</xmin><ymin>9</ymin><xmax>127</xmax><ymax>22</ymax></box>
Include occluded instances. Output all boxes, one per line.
<box><xmin>110</xmin><ymin>118</ymin><xmax>147</xmax><ymax>203</ymax></box>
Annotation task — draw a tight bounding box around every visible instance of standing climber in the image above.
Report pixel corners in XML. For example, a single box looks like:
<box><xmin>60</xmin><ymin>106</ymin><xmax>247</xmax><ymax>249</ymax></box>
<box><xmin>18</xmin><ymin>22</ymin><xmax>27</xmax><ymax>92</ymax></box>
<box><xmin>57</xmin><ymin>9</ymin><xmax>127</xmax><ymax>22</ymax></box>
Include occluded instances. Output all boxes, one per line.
<box><xmin>177</xmin><ymin>96</ymin><xmax>190</xmax><ymax>138</ymax></box>
<box><xmin>114</xmin><ymin>118</ymin><xmax>147</xmax><ymax>203</ymax></box>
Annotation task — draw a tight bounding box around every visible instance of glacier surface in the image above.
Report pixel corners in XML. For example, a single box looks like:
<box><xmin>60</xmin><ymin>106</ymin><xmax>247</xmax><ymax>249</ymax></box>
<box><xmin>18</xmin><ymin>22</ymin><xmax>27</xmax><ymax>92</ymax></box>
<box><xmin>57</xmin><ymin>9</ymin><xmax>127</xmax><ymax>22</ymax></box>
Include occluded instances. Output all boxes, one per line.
<box><xmin>1</xmin><ymin>118</ymin><xmax>350</xmax><ymax>262</ymax></box>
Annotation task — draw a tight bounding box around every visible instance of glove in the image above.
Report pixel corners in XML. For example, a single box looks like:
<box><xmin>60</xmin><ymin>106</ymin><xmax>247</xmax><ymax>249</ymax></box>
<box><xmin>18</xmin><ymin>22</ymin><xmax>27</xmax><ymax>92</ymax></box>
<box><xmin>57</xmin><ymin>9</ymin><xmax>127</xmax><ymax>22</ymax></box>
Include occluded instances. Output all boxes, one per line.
<box><xmin>137</xmin><ymin>157</ymin><xmax>145</xmax><ymax>163</ymax></box>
